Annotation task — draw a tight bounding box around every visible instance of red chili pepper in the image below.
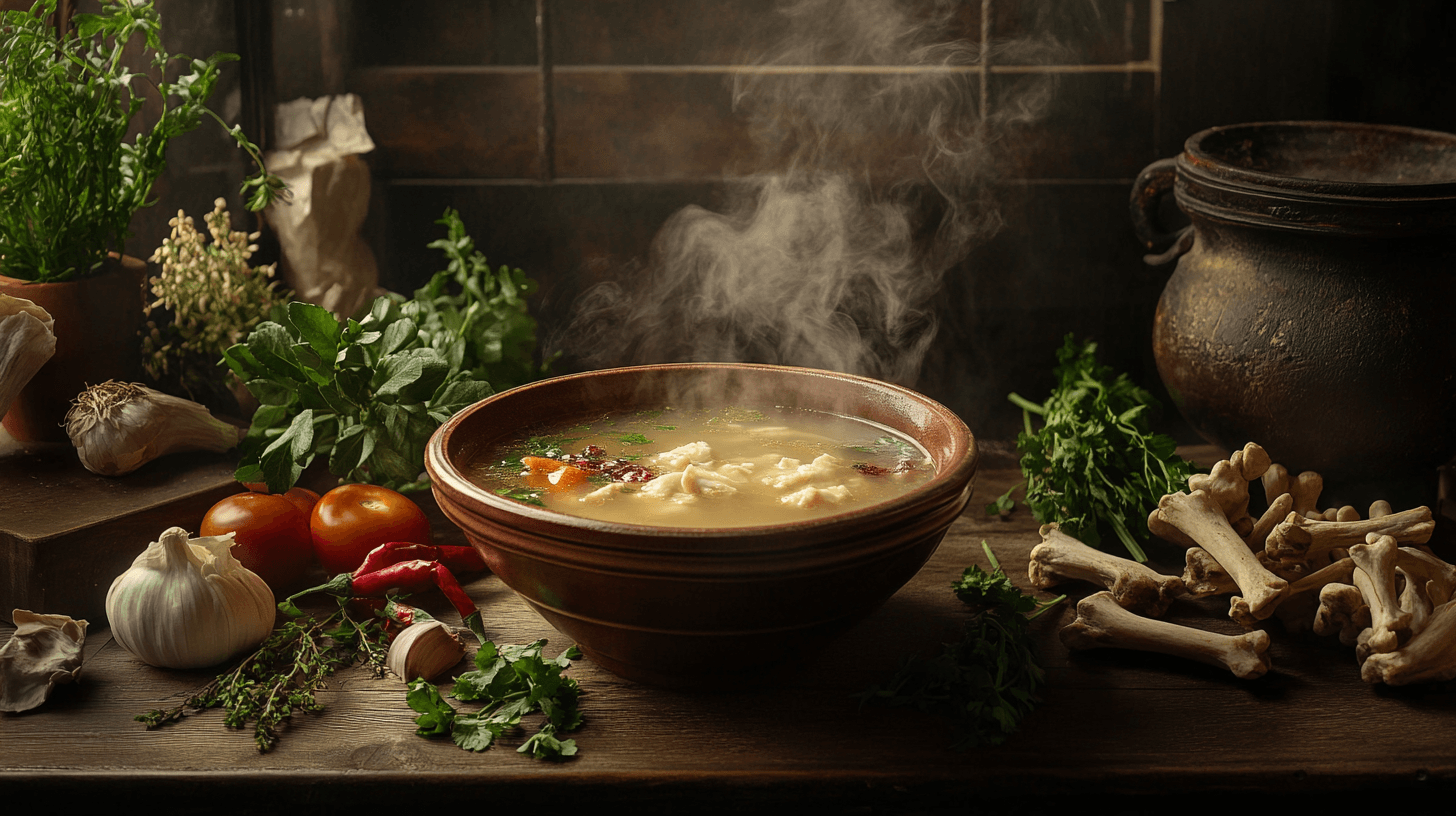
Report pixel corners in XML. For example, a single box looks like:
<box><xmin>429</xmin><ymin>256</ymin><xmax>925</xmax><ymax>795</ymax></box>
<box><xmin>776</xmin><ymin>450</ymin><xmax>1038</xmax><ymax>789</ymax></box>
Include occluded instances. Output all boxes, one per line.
<box><xmin>429</xmin><ymin>562</ymin><xmax>477</xmax><ymax>622</ymax></box>
<box><xmin>434</xmin><ymin>544</ymin><xmax>486</xmax><ymax>574</ymax></box>
<box><xmin>351</xmin><ymin>542</ymin><xmax>486</xmax><ymax>578</ymax></box>
<box><xmin>352</xmin><ymin>542</ymin><xmax>440</xmax><ymax>579</ymax></box>
<box><xmin>281</xmin><ymin>550</ymin><xmax>484</xmax><ymax>642</ymax></box>
<box><xmin>350</xmin><ymin>559</ymin><xmax>438</xmax><ymax>597</ymax></box>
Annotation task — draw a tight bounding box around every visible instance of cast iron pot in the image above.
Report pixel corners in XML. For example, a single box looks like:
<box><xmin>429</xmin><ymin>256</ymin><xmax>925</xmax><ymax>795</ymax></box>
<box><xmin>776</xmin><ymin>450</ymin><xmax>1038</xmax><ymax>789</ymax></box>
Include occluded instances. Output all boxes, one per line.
<box><xmin>424</xmin><ymin>363</ymin><xmax>978</xmax><ymax>688</ymax></box>
<box><xmin>1131</xmin><ymin>121</ymin><xmax>1456</xmax><ymax>485</ymax></box>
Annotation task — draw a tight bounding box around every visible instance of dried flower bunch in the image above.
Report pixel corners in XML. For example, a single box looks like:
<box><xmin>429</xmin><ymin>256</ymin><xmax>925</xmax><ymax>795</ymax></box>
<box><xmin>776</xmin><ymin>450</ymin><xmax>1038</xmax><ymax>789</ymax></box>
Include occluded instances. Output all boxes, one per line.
<box><xmin>143</xmin><ymin>198</ymin><xmax>291</xmax><ymax>413</ymax></box>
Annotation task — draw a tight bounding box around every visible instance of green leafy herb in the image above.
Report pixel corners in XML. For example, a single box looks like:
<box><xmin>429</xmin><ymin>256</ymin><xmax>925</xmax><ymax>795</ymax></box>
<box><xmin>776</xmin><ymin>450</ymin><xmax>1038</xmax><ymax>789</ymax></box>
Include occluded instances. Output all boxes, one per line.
<box><xmin>616</xmin><ymin>432</ymin><xmax>652</xmax><ymax>446</ymax></box>
<box><xmin>851</xmin><ymin>435</ymin><xmax>917</xmax><ymax>458</ymax></box>
<box><xmin>407</xmin><ymin>639</ymin><xmax>583</xmax><ymax>760</ymax></box>
<box><xmin>225</xmin><ymin>210</ymin><xmax>546</xmax><ymax>493</ymax></box>
<box><xmin>135</xmin><ymin>600</ymin><xmax>388</xmax><ymax>752</ymax></box>
<box><xmin>860</xmin><ymin>542</ymin><xmax>1062</xmax><ymax>750</ymax></box>
<box><xmin>1007</xmin><ymin>335</ymin><xmax>1193</xmax><ymax>562</ymax></box>
<box><xmin>523</xmin><ymin>435</ymin><xmax>580</xmax><ymax>459</ymax></box>
<box><xmin>984</xmin><ymin>484</ymin><xmax>1017</xmax><ymax>518</ymax></box>
<box><xmin>495</xmin><ymin>486</ymin><xmax>546</xmax><ymax>507</ymax></box>
<box><xmin>409</xmin><ymin>207</ymin><xmax>554</xmax><ymax>389</ymax></box>
<box><xmin>0</xmin><ymin>0</ymin><xmax>286</xmax><ymax>282</ymax></box>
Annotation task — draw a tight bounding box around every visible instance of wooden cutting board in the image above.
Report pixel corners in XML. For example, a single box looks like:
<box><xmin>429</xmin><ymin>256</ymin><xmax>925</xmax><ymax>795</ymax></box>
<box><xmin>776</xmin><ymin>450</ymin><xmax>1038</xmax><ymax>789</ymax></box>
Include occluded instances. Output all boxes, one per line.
<box><xmin>0</xmin><ymin>434</ymin><xmax>243</xmax><ymax>625</ymax></box>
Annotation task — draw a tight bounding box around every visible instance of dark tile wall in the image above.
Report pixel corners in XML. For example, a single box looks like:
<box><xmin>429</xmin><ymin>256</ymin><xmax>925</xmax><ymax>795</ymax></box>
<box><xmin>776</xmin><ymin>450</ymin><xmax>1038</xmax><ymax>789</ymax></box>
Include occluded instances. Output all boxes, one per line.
<box><xmin>67</xmin><ymin>0</ymin><xmax>1454</xmax><ymax>442</ymax></box>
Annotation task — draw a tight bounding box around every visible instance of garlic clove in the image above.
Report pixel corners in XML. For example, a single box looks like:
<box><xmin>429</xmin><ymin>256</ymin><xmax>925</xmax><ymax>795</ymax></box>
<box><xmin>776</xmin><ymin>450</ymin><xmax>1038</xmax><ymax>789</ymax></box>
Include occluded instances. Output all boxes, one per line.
<box><xmin>386</xmin><ymin>620</ymin><xmax>466</xmax><ymax>683</ymax></box>
<box><xmin>64</xmin><ymin>381</ymin><xmax>245</xmax><ymax>476</ymax></box>
<box><xmin>0</xmin><ymin>295</ymin><xmax>57</xmax><ymax>421</ymax></box>
<box><xmin>0</xmin><ymin>609</ymin><xmax>88</xmax><ymax>713</ymax></box>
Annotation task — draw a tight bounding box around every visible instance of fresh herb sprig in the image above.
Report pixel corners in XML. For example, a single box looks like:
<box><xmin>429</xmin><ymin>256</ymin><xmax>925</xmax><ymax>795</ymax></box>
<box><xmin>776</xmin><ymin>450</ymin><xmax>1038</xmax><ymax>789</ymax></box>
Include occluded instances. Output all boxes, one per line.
<box><xmin>860</xmin><ymin>542</ymin><xmax>1062</xmax><ymax>750</ymax></box>
<box><xmin>136</xmin><ymin>600</ymin><xmax>389</xmax><ymax>753</ymax></box>
<box><xmin>1008</xmin><ymin>335</ymin><xmax>1193</xmax><ymax>562</ymax></box>
<box><xmin>225</xmin><ymin>210</ymin><xmax>546</xmax><ymax>493</ymax></box>
<box><xmin>143</xmin><ymin>199</ymin><xmax>291</xmax><ymax>412</ymax></box>
<box><xmin>0</xmin><ymin>0</ymin><xmax>286</xmax><ymax>282</ymax></box>
<box><xmin>407</xmin><ymin>639</ymin><xmax>583</xmax><ymax>760</ymax></box>
<box><xmin>409</xmin><ymin>208</ymin><xmax>553</xmax><ymax>389</ymax></box>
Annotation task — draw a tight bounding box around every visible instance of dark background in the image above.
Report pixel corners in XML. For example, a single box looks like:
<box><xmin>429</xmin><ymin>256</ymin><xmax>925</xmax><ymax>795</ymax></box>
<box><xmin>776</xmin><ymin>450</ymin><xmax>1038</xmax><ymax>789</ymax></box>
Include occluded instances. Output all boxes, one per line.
<box><xmin>14</xmin><ymin>0</ymin><xmax>1456</xmax><ymax>442</ymax></box>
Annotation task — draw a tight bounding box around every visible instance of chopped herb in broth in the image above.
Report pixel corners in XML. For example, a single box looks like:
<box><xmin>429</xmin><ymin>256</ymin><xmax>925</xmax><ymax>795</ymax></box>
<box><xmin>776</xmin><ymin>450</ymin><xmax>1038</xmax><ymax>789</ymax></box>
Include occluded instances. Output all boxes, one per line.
<box><xmin>471</xmin><ymin>406</ymin><xmax>934</xmax><ymax>528</ymax></box>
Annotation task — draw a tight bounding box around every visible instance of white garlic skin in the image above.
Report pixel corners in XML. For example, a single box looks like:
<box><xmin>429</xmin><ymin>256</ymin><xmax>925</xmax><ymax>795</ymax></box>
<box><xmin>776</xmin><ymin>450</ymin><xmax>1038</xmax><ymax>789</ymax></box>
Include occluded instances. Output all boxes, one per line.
<box><xmin>386</xmin><ymin>620</ymin><xmax>465</xmax><ymax>683</ymax></box>
<box><xmin>106</xmin><ymin>527</ymin><xmax>276</xmax><ymax>669</ymax></box>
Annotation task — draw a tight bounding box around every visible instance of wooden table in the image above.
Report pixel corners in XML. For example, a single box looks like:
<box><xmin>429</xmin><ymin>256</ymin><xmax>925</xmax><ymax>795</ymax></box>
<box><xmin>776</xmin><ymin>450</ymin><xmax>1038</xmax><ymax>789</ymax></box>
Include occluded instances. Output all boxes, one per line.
<box><xmin>4</xmin><ymin>447</ymin><xmax>1455</xmax><ymax>814</ymax></box>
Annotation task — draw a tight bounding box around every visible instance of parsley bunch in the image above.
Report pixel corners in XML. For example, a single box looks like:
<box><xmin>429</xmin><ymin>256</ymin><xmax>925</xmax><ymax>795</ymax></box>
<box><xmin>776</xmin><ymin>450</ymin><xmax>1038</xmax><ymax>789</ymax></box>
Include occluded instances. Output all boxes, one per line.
<box><xmin>407</xmin><ymin>639</ymin><xmax>583</xmax><ymax>760</ymax></box>
<box><xmin>225</xmin><ymin>209</ymin><xmax>546</xmax><ymax>493</ymax></box>
<box><xmin>860</xmin><ymin>543</ymin><xmax>1062</xmax><ymax>750</ymax></box>
<box><xmin>136</xmin><ymin>602</ymin><xmax>389</xmax><ymax>753</ymax></box>
<box><xmin>1008</xmin><ymin>335</ymin><xmax>1193</xmax><ymax>562</ymax></box>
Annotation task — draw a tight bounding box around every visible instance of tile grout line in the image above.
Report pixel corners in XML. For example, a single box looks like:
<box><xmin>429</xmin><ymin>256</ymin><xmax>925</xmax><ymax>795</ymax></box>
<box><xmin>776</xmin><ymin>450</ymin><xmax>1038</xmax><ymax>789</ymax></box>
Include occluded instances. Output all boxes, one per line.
<box><xmin>350</xmin><ymin>64</ymin><xmax>1159</xmax><ymax>77</ymax></box>
<box><xmin>385</xmin><ymin>177</ymin><xmax>1140</xmax><ymax>188</ymax></box>
<box><xmin>536</xmin><ymin>0</ymin><xmax>555</xmax><ymax>183</ymax></box>
<box><xmin>980</xmin><ymin>0</ymin><xmax>991</xmax><ymax>122</ymax></box>
<box><xmin>1150</xmin><ymin>0</ymin><xmax>1164</xmax><ymax>151</ymax></box>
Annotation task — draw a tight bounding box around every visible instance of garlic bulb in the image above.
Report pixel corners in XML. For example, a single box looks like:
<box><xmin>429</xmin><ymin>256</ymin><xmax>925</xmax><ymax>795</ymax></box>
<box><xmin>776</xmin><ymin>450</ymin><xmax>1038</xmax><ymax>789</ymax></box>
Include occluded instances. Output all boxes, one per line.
<box><xmin>106</xmin><ymin>527</ymin><xmax>275</xmax><ymax>669</ymax></box>
<box><xmin>64</xmin><ymin>381</ymin><xmax>244</xmax><ymax>476</ymax></box>
<box><xmin>0</xmin><ymin>294</ymin><xmax>57</xmax><ymax>420</ymax></box>
<box><xmin>385</xmin><ymin>620</ymin><xmax>465</xmax><ymax>683</ymax></box>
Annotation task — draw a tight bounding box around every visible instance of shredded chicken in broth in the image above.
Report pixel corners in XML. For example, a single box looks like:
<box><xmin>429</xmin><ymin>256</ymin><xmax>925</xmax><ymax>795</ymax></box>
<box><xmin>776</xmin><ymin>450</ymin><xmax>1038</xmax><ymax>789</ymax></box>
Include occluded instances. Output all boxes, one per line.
<box><xmin>471</xmin><ymin>407</ymin><xmax>934</xmax><ymax>528</ymax></box>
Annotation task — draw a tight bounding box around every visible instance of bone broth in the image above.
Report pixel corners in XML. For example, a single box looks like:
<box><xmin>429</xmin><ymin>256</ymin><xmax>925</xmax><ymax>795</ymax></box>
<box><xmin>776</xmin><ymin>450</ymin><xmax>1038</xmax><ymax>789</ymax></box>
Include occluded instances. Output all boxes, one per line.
<box><xmin>469</xmin><ymin>407</ymin><xmax>934</xmax><ymax>528</ymax></box>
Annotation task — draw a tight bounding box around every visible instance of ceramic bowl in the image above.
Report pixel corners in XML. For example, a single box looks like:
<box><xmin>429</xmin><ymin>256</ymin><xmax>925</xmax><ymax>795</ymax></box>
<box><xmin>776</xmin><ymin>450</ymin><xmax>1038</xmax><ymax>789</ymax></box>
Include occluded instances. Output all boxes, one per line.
<box><xmin>424</xmin><ymin>363</ymin><xmax>978</xmax><ymax>687</ymax></box>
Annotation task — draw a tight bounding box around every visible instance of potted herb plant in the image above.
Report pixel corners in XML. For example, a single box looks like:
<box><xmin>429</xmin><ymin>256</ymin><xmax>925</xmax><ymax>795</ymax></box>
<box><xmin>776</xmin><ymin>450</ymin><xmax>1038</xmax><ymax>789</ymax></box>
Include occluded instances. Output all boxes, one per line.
<box><xmin>0</xmin><ymin>0</ymin><xmax>286</xmax><ymax>442</ymax></box>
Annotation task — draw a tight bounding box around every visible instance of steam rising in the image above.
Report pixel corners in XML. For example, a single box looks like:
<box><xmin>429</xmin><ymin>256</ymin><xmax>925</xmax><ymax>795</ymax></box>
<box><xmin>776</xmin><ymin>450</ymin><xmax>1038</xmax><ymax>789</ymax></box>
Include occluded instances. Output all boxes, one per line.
<box><xmin>557</xmin><ymin>0</ymin><xmax>1062</xmax><ymax>386</ymax></box>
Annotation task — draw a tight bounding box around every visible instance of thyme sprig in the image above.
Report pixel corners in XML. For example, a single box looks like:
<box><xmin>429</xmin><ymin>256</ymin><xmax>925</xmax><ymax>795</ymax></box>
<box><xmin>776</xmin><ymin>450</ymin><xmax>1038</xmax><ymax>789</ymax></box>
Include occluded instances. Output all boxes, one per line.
<box><xmin>0</xmin><ymin>0</ymin><xmax>287</xmax><ymax>282</ymax></box>
<box><xmin>135</xmin><ymin>600</ymin><xmax>389</xmax><ymax>753</ymax></box>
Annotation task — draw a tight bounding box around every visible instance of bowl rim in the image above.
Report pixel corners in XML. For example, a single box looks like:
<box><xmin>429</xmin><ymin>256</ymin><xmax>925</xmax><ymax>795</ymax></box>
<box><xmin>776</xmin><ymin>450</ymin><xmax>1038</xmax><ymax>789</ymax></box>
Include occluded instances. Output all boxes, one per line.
<box><xmin>424</xmin><ymin>362</ymin><xmax>978</xmax><ymax>544</ymax></box>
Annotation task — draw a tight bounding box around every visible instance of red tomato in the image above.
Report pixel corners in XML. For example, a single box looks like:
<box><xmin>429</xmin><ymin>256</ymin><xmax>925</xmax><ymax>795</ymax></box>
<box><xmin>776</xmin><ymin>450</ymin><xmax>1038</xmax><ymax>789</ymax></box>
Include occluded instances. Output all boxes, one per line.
<box><xmin>310</xmin><ymin>484</ymin><xmax>432</xmax><ymax>575</ymax></box>
<box><xmin>280</xmin><ymin>486</ymin><xmax>320</xmax><ymax>515</ymax></box>
<box><xmin>200</xmin><ymin>492</ymin><xmax>315</xmax><ymax>591</ymax></box>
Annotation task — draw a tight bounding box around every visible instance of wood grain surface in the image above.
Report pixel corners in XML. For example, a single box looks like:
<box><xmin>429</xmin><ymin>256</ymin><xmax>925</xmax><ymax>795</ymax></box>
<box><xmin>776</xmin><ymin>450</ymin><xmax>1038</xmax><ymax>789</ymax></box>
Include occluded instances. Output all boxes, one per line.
<box><xmin>3</xmin><ymin>451</ymin><xmax>1455</xmax><ymax>814</ymax></box>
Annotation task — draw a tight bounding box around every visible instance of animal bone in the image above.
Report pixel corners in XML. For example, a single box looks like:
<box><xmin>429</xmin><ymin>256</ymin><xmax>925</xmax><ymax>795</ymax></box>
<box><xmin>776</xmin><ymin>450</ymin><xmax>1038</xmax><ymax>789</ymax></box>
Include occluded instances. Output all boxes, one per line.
<box><xmin>1244</xmin><ymin>492</ymin><xmax>1293</xmax><ymax>551</ymax></box>
<box><xmin>1187</xmin><ymin>443</ymin><xmax>1271</xmax><ymax>538</ymax></box>
<box><xmin>1153</xmin><ymin>490</ymin><xmax>1288</xmax><ymax>624</ymax></box>
<box><xmin>1261</xmin><ymin>464</ymin><xmax>1324</xmax><ymax>517</ymax></box>
<box><xmin>1264</xmin><ymin>506</ymin><xmax>1435</xmax><ymax>566</ymax></box>
<box><xmin>1349</xmin><ymin>534</ymin><xmax>1412</xmax><ymax>657</ymax></box>
<box><xmin>1274</xmin><ymin>557</ymin><xmax>1357</xmax><ymax>635</ymax></box>
<box><xmin>1182</xmin><ymin>548</ymin><xmax>1238</xmax><ymax>599</ymax></box>
<box><xmin>1060</xmin><ymin>591</ymin><xmax>1272</xmax><ymax>679</ymax></box>
<box><xmin>1028</xmin><ymin>523</ymin><xmax>1184</xmax><ymax>616</ymax></box>
<box><xmin>1396</xmin><ymin>547</ymin><xmax>1456</xmax><ymax>606</ymax></box>
<box><xmin>1313</xmin><ymin>583</ymin><xmax>1372</xmax><ymax>647</ymax></box>
<box><xmin>1360</xmin><ymin>597</ymin><xmax>1456</xmax><ymax>686</ymax></box>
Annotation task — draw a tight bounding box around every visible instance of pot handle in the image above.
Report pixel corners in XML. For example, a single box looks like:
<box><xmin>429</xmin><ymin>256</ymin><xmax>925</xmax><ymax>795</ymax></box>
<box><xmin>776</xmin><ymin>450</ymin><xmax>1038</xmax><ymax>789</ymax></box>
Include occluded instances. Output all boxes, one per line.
<box><xmin>1130</xmin><ymin>157</ymin><xmax>1194</xmax><ymax>265</ymax></box>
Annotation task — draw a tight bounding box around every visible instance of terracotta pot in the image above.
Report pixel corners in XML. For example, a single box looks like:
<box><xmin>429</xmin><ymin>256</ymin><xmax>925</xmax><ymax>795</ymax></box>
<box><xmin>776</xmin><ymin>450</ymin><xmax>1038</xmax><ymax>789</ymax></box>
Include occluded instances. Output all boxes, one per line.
<box><xmin>0</xmin><ymin>255</ymin><xmax>148</xmax><ymax>443</ymax></box>
<box><xmin>424</xmin><ymin>363</ymin><xmax>979</xmax><ymax>688</ymax></box>
<box><xmin>1131</xmin><ymin>121</ymin><xmax>1456</xmax><ymax>486</ymax></box>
